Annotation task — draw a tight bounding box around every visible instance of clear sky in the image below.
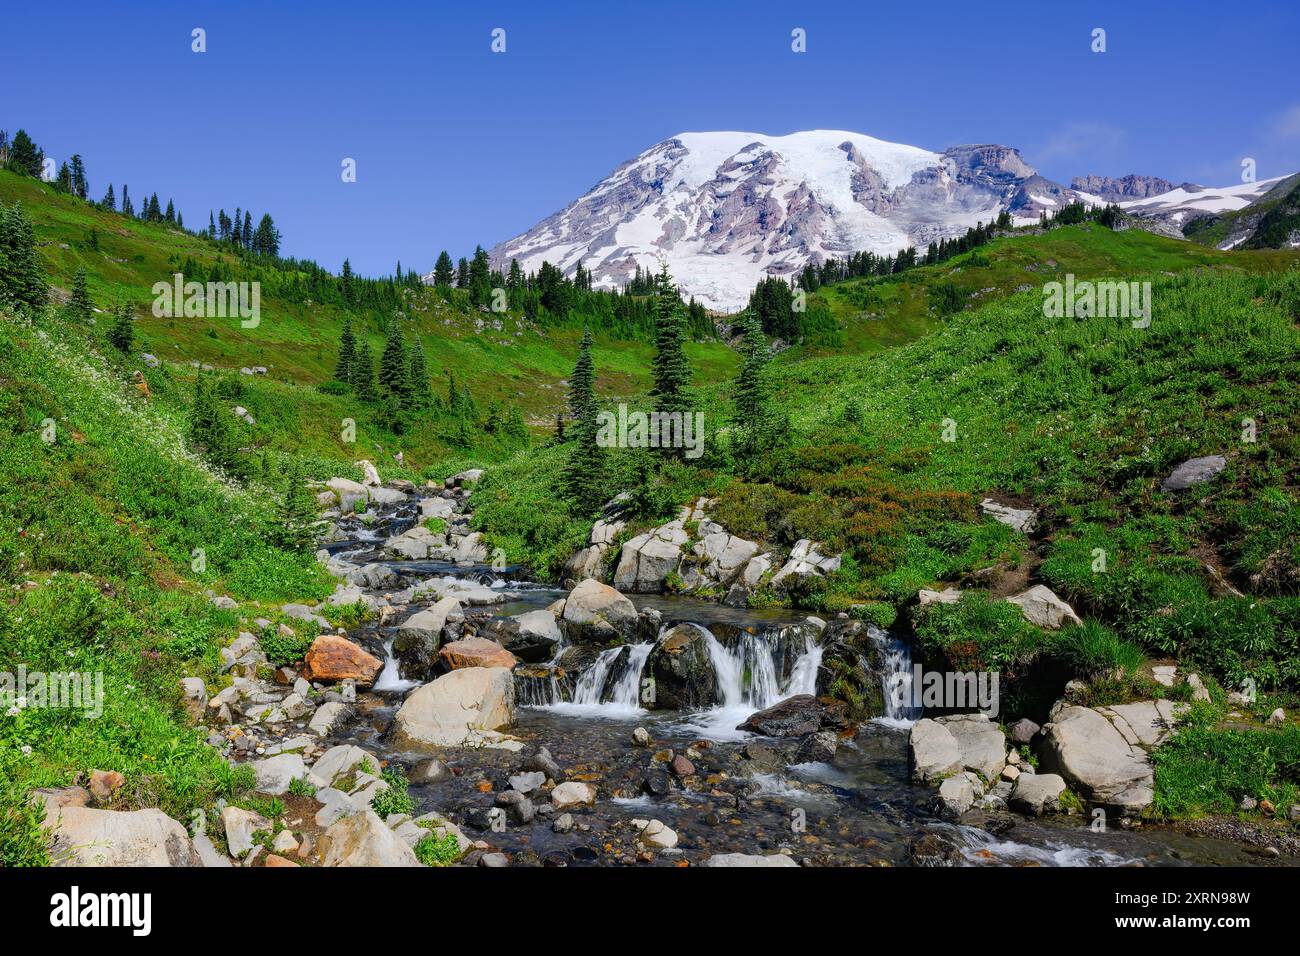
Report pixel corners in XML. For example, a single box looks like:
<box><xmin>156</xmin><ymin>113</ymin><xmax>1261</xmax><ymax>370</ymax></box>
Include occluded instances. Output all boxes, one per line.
<box><xmin>5</xmin><ymin>0</ymin><xmax>1298</xmax><ymax>277</ymax></box>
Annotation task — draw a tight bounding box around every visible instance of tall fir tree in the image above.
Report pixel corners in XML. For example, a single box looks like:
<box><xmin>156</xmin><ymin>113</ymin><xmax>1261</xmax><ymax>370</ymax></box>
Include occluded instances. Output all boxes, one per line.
<box><xmin>352</xmin><ymin>337</ymin><xmax>376</xmax><ymax>401</ymax></box>
<box><xmin>341</xmin><ymin>258</ymin><xmax>354</xmax><ymax>305</ymax></box>
<box><xmin>335</xmin><ymin>320</ymin><xmax>357</xmax><ymax>384</ymax></box>
<box><xmin>62</xmin><ymin>267</ymin><xmax>93</xmax><ymax>322</ymax></box>
<box><xmin>107</xmin><ymin>302</ymin><xmax>134</xmax><ymax>352</ymax></box>
<box><xmin>0</xmin><ymin>201</ymin><xmax>48</xmax><ymax>312</ymax></box>
<box><xmin>568</xmin><ymin>328</ymin><xmax>596</xmax><ymax>420</ymax></box>
<box><xmin>187</xmin><ymin>377</ymin><xmax>239</xmax><ymax>474</ymax></box>
<box><xmin>378</xmin><ymin>322</ymin><xmax>411</xmax><ymax>400</ymax></box>
<box><xmin>649</xmin><ymin>265</ymin><xmax>692</xmax><ymax>415</ymax></box>
<box><xmin>276</xmin><ymin>461</ymin><xmax>317</xmax><ymax>551</ymax></box>
<box><xmin>433</xmin><ymin>250</ymin><xmax>455</xmax><ymax>286</ymax></box>
<box><xmin>730</xmin><ymin>315</ymin><xmax>781</xmax><ymax>464</ymax></box>
<box><xmin>560</xmin><ymin>334</ymin><xmax>607</xmax><ymax>514</ymax></box>
<box><xmin>100</xmin><ymin>183</ymin><xmax>115</xmax><ymax>211</ymax></box>
<box><xmin>406</xmin><ymin>336</ymin><xmax>431</xmax><ymax>409</ymax></box>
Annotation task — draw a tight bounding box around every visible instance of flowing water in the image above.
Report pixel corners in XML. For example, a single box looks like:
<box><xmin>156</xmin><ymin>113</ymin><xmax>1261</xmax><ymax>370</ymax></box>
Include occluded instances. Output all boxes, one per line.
<box><xmin>326</xmin><ymin>499</ymin><xmax>1281</xmax><ymax>868</ymax></box>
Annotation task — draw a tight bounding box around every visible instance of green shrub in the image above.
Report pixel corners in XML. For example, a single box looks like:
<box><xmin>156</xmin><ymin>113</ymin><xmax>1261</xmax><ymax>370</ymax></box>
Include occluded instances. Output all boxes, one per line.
<box><xmin>258</xmin><ymin>623</ymin><xmax>315</xmax><ymax>667</ymax></box>
<box><xmin>414</xmin><ymin>830</ymin><xmax>462</xmax><ymax>866</ymax></box>
<box><xmin>371</xmin><ymin>769</ymin><xmax>414</xmax><ymax>819</ymax></box>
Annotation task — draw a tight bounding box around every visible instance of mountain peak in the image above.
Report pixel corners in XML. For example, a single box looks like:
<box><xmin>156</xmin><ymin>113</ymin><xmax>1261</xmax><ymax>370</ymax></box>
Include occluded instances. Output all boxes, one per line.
<box><xmin>488</xmin><ymin>130</ymin><xmax>1079</xmax><ymax>310</ymax></box>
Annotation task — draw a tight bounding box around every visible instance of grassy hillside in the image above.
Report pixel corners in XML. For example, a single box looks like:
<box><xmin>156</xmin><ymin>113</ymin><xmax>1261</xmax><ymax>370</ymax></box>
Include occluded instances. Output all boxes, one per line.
<box><xmin>0</xmin><ymin>168</ymin><xmax>737</xmax><ymax>474</ymax></box>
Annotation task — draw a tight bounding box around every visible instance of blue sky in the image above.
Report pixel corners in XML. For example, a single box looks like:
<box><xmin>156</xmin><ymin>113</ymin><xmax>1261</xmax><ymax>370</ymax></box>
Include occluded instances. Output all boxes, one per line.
<box><xmin>5</xmin><ymin>0</ymin><xmax>1298</xmax><ymax>277</ymax></box>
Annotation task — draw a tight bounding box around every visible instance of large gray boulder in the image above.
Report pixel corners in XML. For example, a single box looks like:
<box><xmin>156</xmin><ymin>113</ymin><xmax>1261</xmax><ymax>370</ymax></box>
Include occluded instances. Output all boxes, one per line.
<box><xmin>645</xmin><ymin>623</ymin><xmax>717</xmax><ymax>710</ymax></box>
<box><xmin>482</xmin><ymin>609</ymin><xmax>562</xmax><ymax>663</ymax></box>
<box><xmin>561</xmin><ymin>578</ymin><xmax>640</xmax><ymax>644</ymax></box>
<box><xmin>935</xmin><ymin>714</ymin><xmax>1007</xmax><ymax>782</ymax></box>
<box><xmin>251</xmin><ymin>753</ymin><xmax>309</xmax><ymax>795</ymax></box>
<box><xmin>319</xmin><ymin>809</ymin><xmax>422</xmax><ymax>866</ymax></box>
<box><xmin>50</xmin><ymin>806</ymin><xmax>203</xmax><ymax>866</ymax></box>
<box><xmin>613</xmin><ymin>522</ymin><xmax>688</xmax><ymax>592</ymax></box>
<box><xmin>1038</xmin><ymin>705</ymin><xmax>1154</xmax><ymax>811</ymax></box>
<box><xmin>909</xmin><ymin>718</ymin><xmax>963</xmax><ymax>784</ymax></box>
<box><xmin>389</xmin><ymin>667</ymin><xmax>519</xmax><ymax>750</ymax></box>
<box><xmin>1161</xmin><ymin>454</ymin><xmax>1226</xmax><ymax>492</ymax></box>
<box><xmin>1009</xmin><ymin>773</ymin><xmax>1068</xmax><ymax>816</ymax></box>
<box><xmin>1005</xmin><ymin>585</ymin><xmax>1082</xmax><ymax>629</ymax></box>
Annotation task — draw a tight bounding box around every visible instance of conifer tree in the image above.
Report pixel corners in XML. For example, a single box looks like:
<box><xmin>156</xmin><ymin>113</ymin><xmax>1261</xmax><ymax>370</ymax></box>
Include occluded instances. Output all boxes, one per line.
<box><xmin>730</xmin><ymin>315</ymin><xmax>783</xmax><ymax>464</ymax></box>
<box><xmin>335</xmin><ymin>320</ymin><xmax>357</xmax><ymax>384</ymax></box>
<box><xmin>107</xmin><ymin>302</ymin><xmax>134</xmax><ymax>352</ymax></box>
<box><xmin>101</xmin><ymin>183</ymin><xmax>115</xmax><ymax>211</ymax></box>
<box><xmin>378</xmin><ymin>322</ymin><xmax>410</xmax><ymax>400</ymax></box>
<box><xmin>456</xmin><ymin>257</ymin><xmax>470</xmax><ymax>289</ymax></box>
<box><xmin>433</xmin><ymin>250</ymin><xmax>454</xmax><ymax>286</ymax></box>
<box><xmin>6</xmin><ymin>129</ymin><xmax>42</xmax><ymax>177</ymax></box>
<box><xmin>568</xmin><ymin>328</ymin><xmax>596</xmax><ymax>420</ymax></box>
<box><xmin>0</xmin><ymin>201</ymin><xmax>48</xmax><ymax>312</ymax></box>
<box><xmin>276</xmin><ymin>461</ymin><xmax>317</xmax><ymax>551</ymax></box>
<box><xmin>352</xmin><ymin>337</ymin><xmax>376</xmax><ymax>400</ymax></box>
<box><xmin>650</xmin><ymin>266</ymin><xmax>691</xmax><ymax>415</ymax></box>
<box><xmin>560</xmin><ymin>334</ymin><xmax>606</xmax><ymax>513</ymax></box>
<box><xmin>406</xmin><ymin>336</ymin><xmax>431</xmax><ymax>409</ymax></box>
<box><xmin>187</xmin><ymin>377</ymin><xmax>238</xmax><ymax>473</ymax></box>
<box><xmin>63</xmin><ymin>267</ymin><xmax>93</xmax><ymax>322</ymax></box>
<box><xmin>341</xmin><ymin>258</ymin><xmax>354</xmax><ymax>305</ymax></box>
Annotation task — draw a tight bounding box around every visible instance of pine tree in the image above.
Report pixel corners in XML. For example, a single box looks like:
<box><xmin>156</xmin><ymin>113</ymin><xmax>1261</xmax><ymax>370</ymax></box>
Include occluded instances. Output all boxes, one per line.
<box><xmin>276</xmin><ymin>461</ymin><xmax>317</xmax><ymax>551</ymax></box>
<box><xmin>456</xmin><ymin>257</ymin><xmax>470</xmax><ymax>289</ymax></box>
<box><xmin>469</xmin><ymin>245</ymin><xmax>492</xmax><ymax>306</ymax></box>
<box><xmin>187</xmin><ymin>377</ymin><xmax>238</xmax><ymax>473</ymax></box>
<box><xmin>6</xmin><ymin>130</ymin><xmax>42</xmax><ymax>177</ymax></box>
<box><xmin>560</xmin><ymin>334</ymin><xmax>607</xmax><ymax>513</ymax></box>
<box><xmin>650</xmin><ymin>265</ymin><xmax>691</xmax><ymax>415</ymax></box>
<box><xmin>568</xmin><ymin>328</ymin><xmax>596</xmax><ymax>420</ymax></box>
<box><xmin>62</xmin><ymin>267</ymin><xmax>93</xmax><ymax>322</ymax></box>
<box><xmin>352</xmin><ymin>337</ymin><xmax>376</xmax><ymax>400</ymax></box>
<box><xmin>341</xmin><ymin>258</ymin><xmax>354</xmax><ymax>305</ymax></box>
<box><xmin>378</xmin><ymin>322</ymin><xmax>410</xmax><ymax>400</ymax></box>
<box><xmin>730</xmin><ymin>315</ymin><xmax>781</xmax><ymax>464</ymax></box>
<box><xmin>107</xmin><ymin>303</ymin><xmax>135</xmax><ymax>353</ymax></box>
<box><xmin>504</xmin><ymin>405</ymin><xmax>529</xmax><ymax>445</ymax></box>
<box><xmin>165</xmin><ymin>199</ymin><xmax>176</xmax><ymax>223</ymax></box>
<box><xmin>406</xmin><ymin>336</ymin><xmax>430</xmax><ymax>408</ymax></box>
<box><xmin>242</xmin><ymin>211</ymin><xmax>253</xmax><ymax>249</ymax></box>
<box><xmin>433</xmin><ymin>250</ymin><xmax>454</xmax><ymax>286</ymax></box>
<box><xmin>0</xmin><ymin>201</ymin><xmax>48</xmax><ymax>312</ymax></box>
<box><xmin>100</xmin><ymin>183</ymin><xmax>115</xmax><ymax>211</ymax></box>
<box><xmin>335</xmin><ymin>320</ymin><xmax>357</xmax><ymax>384</ymax></box>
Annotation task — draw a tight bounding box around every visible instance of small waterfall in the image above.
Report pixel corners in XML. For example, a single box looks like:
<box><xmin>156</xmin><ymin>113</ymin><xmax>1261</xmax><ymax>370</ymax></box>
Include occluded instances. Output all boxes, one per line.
<box><xmin>373</xmin><ymin>637</ymin><xmax>418</xmax><ymax>692</ymax></box>
<box><xmin>681</xmin><ymin>623</ymin><xmax>823</xmax><ymax>740</ymax></box>
<box><xmin>543</xmin><ymin>643</ymin><xmax>652</xmax><ymax>717</ymax></box>
<box><xmin>874</xmin><ymin>630</ymin><xmax>921</xmax><ymax>727</ymax></box>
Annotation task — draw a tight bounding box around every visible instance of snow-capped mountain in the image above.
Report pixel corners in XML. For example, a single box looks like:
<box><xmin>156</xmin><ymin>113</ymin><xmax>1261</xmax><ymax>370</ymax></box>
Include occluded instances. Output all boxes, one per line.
<box><xmin>486</xmin><ymin>130</ymin><xmax>1088</xmax><ymax>311</ymax></box>
<box><xmin>1118</xmin><ymin>176</ymin><xmax>1287</xmax><ymax>225</ymax></box>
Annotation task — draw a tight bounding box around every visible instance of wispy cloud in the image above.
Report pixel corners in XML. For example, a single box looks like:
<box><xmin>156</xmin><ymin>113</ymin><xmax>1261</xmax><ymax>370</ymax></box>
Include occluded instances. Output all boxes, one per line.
<box><xmin>1269</xmin><ymin>103</ymin><xmax>1300</xmax><ymax>141</ymax></box>
<box><xmin>1031</xmin><ymin>121</ymin><xmax>1128</xmax><ymax>166</ymax></box>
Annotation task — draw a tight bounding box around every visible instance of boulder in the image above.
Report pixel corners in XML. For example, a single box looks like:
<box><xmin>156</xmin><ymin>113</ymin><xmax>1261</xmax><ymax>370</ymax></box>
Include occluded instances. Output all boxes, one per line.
<box><xmin>980</xmin><ymin>499</ymin><xmax>1038</xmax><ymax>534</ymax></box>
<box><xmin>390</xmin><ymin>667</ymin><xmax>518</xmax><ymax>750</ymax></box>
<box><xmin>1160</xmin><ymin>454</ymin><xmax>1226</xmax><ymax>492</ymax></box>
<box><xmin>394</xmin><ymin>597</ymin><xmax>461</xmax><ymax>677</ymax></box>
<box><xmin>319</xmin><ymin>809</ymin><xmax>421</xmax><ymax>867</ymax></box>
<box><xmin>737</xmin><ymin>695</ymin><xmax>849</xmax><ymax>737</ymax></box>
<box><xmin>645</xmin><ymin>623</ymin><xmax>718</xmax><ymax>710</ymax></box>
<box><xmin>311</xmin><ymin>745</ymin><xmax>375</xmax><ymax>787</ymax></box>
<box><xmin>301</xmin><ymin>634</ymin><xmax>383</xmax><ymax>686</ymax></box>
<box><xmin>918</xmin><ymin>587</ymin><xmax>964</xmax><ymax>606</ymax></box>
<box><xmin>934</xmin><ymin>714</ymin><xmax>1006</xmax><ymax>782</ymax></box>
<box><xmin>551</xmin><ymin>781</ymin><xmax>597</xmax><ymax>809</ymax></box>
<box><xmin>356</xmin><ymin>460</ymin><xmax>382</xmax><ymax>487</ymax></box>
<box><xmin>613</xmin><ymin>522</ymin><xmax>687</xmax><ymax>592</ymax></box>
<box><xmin>909</xmin><ymin>718</ymin><xmax>963</xmax><ymax>784</ymax></box>
<box><xmin>560</xmin><ymin>578</ymin><xmax>639</xmax><ymax>644</ymax></box>
<box><xmin>308</xmin><ymin>701</ymin><xmax>351</xmax><ymax>736</ymax></box>
<box><xmin>221</xmin><ymin>806</ymin><xmax>271</xmax><ymax>859</ymax></box>
<box><xmin>1038</xmin><ymin>705</ymin><xmax>1153</xmax><ymax>811</ymax></box>
<box><xmin>385</xmin><ymin>525</ymin><xmax>445</xmax><ymax>560</ymax></box>
<box><xmin>439</xmin><ymin>636</ymin><xmax>518</xmax><ymax>670</ymax></box>
<box><xmin>251</xmin><ymin>753</ymin><xmax>308</xmax><ymax>795</ymax></box>
<box><xmin>88</xmin><ymin>769</ymin><xmax>125</xmax><ymax>803</ymax></box>
<box><xmin>693</xmin><ymin>530</ymin><xmax>759</xmax><ymax>584</ymax></box>
<box><xmin>1009</xmin><ymin>773</ymin><xmax>1068</xmax><ymax>817</ymax></box>
<box><xmin>1005</xmin><ymin>585</ymin><xmax>1082</xmax><ymax>629</ymax></box>
<box><xmin>1008</xmin><ymin>718</ymin><xmax>1040</xmax><ymax>745</ymax></box>
<box><xmin>632</xmin><ymin>818</ymin><xmax>678</xmax><ymax>849</ymax></box>
<box><xmin>481</xmin><ymin>609</ymin><xmax>561</xmax><ymax>663</ymax></box>
<box><xmin>937</xmin><ymin>775</ymin><xmax>975</xmax><ymax>818</ymax></box>
<box><xmin>327</xmin><ymin>477</ymin><xmax>368</xmax><ymax>499</ymax></box>
<box><xmin>50</xmin><ymin>807</ymin><xmax>202</xmax><ymax>866</ymax></box>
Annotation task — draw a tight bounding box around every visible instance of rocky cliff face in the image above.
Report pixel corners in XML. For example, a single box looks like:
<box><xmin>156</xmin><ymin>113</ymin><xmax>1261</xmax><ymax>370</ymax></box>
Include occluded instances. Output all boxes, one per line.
<box><xmin>1070</xmin><ymin>174</ymin><xmax>1178</xmax><ymax>202</ymax></box>
<box><xmin>485</xmin><ymin>130</ymin><xmax>1085</xmax><ymax>311</ymax></box>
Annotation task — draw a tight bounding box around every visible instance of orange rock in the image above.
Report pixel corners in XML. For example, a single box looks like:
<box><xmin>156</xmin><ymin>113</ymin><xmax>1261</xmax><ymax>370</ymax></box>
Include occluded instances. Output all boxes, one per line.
<box><xmin>476</xmin><ymin>780</ymin><xmax>493</xmax><ymax>793</ymax></box>
<box><xmin>301</xmin><ymin>634</ymin><xmax>382</xmax><ymax>686</ymax></box>
<box><xmin>88</xmin><ymin>769</ymin><xmax>125</xmax><ymax>802</ymax></box>
<box><xmin>438</xmin><ymin>637</ymin><xmax>518</xmax><ymax>671</ymax></box>
<box><xmin>264</xmin><ymin>854</ymin><xmax>299</xmax><ymax>867</ymax></box>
